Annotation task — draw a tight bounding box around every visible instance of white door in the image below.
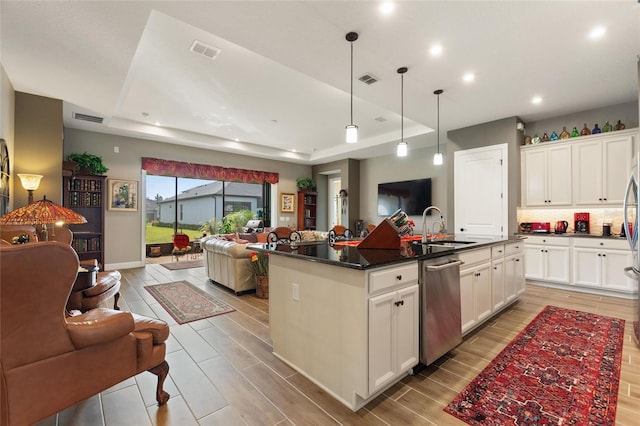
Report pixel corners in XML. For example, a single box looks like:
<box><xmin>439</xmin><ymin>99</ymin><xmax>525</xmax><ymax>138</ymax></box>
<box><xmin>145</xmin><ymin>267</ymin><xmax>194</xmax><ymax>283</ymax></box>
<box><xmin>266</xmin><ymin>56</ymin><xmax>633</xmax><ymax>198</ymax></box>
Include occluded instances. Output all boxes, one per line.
<box><xmin>454</xmin><ymin>144</ymin><xmax>507</xmax><ymax>236</ymax></box>
<box><xmin>602</xmin><ymin>136</ymin><xmax>632</xmax><ymax>204</ymax></box>
<box><xmin>395</xmin><ymin>284</ymin><xmax>419</xmax><ymax>372</ymax></box>
<box><xmin>492</xmin><ymin>258</ymin><xmax>505</xmax><ymax>311</ymax></box>
<box><xmin>368</xmin><ymin>291</ymin><xmax>395</xmax><ymax>393</ymax></box>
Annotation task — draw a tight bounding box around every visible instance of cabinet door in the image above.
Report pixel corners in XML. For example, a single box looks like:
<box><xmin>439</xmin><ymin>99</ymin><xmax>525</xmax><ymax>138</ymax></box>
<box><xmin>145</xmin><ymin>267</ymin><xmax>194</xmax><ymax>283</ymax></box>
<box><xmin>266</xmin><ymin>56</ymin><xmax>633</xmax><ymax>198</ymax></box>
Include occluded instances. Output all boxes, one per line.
<box><xmin>547</xmin><ymin>145</ymin><xmax>572</xmax><ymax>205</ymax></box>
<box><xmin>524</xmin><ymin>244</ymin><xmax>544</xmax><ymax>279</ymax></box>
<box><xmin>460</xmin><ymin>268</ymin><xmax>476</xmax><ymax>333</ymax></box>
<box><xmin>522</xmin><ymin>149</ymin><xmax>547</xmax><ymax>206</ymax></box>
<box><xmin>545</xmin><ymin>246</ymin><xmax>570</xmax><ymax>283</ymax></box>
<box><xmin>601</xmin><ymin>249</ymin><xmax>634</xmax><ymax>291</ymax></box>
<box><xmin>492</xmin><ymin>258</ymin><xmax>505</xmax><ymax>311</ymax></box>
<box><xmin>504</xmin><ymin>254</ymin><xmax>521</xmax><ymax>302</ymax></box>
<box><xmin>368</xmin><ymin>291</ymin><xmax>396</xmax><ymax>393</ymax></box>
<box><xmin>572</xmin><ymin>247</ymin><xmax>601</xmax><ymax>287</ymax></box>
<box><xmin>573</xmin><ymin>140</ymin><xmax>603</xmax><ymax>205</ymax></box>
<box><xmin>475</xmin><ymin>263</ymin><xmax>492</xmax><ymax>323</ymax></box>
<box><xmin>602</xmin><ymin>136</ymin><xmax>632</xmax><ymax>204</ymax></box>
<box><xmin>395</xmin><ymin>284</ymin><xmax>419</xmax><ymax>373</ymax></box>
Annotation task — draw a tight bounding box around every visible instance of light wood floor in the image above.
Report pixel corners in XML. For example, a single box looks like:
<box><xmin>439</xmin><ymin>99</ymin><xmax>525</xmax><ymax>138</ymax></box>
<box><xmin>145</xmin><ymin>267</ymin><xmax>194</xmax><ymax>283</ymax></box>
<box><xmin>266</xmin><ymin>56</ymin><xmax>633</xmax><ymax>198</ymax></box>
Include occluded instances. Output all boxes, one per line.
<box><xmin>36</xmin><ymin>261</ymin><xmax>640</xmax><ymax>426</ymax></box>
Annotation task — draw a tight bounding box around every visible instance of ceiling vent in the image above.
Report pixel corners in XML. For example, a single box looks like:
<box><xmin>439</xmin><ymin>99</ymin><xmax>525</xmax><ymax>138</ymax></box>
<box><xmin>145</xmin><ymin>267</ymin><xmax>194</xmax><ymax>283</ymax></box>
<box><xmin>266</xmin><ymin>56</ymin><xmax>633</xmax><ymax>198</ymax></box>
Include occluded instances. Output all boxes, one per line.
<box><xmin>73</xmin><ymin>112</ymin><xmax>103</xmax><ymax>124</ymax></box>
<box><xmin>358</xmin><ymin>73</ymin><xmax>378</xmax><ymax>85</ymax></box>
<box><xmin>374</xmin><ymin>116</ymin><xmax>387</xmax><ymax>122</ymax></box>
<box><xmin>190</xmin><ymin>40</ymin><xmax>221</xmax><ymax>60</ymax></box>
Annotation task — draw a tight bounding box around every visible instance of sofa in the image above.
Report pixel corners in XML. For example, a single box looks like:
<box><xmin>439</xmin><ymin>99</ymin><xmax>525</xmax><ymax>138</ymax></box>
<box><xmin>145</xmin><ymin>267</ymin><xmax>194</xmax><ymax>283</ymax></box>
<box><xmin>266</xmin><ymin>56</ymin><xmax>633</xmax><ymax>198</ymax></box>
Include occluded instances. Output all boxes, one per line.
<box><xmin>202</xmin><ymin>236</ymin><xmax>258</xmax><ymax>294</ymax></box>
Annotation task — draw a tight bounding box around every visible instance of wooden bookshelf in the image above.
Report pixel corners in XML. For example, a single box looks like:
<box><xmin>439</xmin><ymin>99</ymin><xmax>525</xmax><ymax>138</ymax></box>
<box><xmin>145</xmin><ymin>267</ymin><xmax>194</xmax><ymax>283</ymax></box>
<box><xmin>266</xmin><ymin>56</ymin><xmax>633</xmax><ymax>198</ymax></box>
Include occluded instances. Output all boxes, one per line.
<box><xmin>297</xmin><ymin>191</ymin><xmax>317</xmax><ymax>230</ymax></box>
<box><xmin>63</xmin><ymin>175</ymin><xmax>106</xmax><ymax>267</ymax></box>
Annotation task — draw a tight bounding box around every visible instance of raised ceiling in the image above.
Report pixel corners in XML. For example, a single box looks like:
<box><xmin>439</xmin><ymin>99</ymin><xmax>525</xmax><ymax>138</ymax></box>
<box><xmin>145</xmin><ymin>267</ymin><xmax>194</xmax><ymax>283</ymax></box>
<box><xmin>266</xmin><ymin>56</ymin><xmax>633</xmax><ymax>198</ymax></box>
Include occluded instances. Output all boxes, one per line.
<box><xmin>1</xmin><ymin>1</ymin><xmax>638</xmax><ymax>164</ymax></box>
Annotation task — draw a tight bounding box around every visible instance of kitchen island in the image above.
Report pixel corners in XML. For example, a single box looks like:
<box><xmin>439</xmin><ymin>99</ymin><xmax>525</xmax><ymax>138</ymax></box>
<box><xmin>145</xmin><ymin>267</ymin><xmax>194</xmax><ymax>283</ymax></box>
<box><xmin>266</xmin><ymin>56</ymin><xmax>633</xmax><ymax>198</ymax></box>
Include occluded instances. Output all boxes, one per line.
<box><xmin>253</xmin><ymin>236</ymin><xmax>523</xmax><ymax>411</ymax></box>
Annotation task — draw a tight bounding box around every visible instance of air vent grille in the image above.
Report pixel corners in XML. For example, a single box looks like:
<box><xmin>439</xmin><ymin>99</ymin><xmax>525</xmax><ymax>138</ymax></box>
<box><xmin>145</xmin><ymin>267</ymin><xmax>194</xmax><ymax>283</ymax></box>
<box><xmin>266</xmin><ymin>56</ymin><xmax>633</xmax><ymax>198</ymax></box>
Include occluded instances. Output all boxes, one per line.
<box><xmin>374</xmin><ymin>116</ymin><xmax>387</xmax><ymax>122</ymax></box>
<box><xmin>358</xmin><ymin>73</ymin><xmax>378</xmax><ymax>85</ymax></box>
<box><xmin>190</xmin><ymin>40</ymin><xmax>221</xmax><ymax>60</ymax></box>
<box><xmin>73</xmin><ymin>112</ymin><xmax>103</xmax><ymax>124</ymax></box>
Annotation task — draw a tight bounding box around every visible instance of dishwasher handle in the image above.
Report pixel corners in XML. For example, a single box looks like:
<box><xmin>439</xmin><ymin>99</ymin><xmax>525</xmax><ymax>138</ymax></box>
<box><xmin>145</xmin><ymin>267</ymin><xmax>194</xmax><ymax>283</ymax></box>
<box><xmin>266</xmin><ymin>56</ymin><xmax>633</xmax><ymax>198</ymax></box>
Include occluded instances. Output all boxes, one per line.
<box><xmin>425</xmin><ymin>260</ymin><xmax>462</xmax><ymax>271</ymax></box>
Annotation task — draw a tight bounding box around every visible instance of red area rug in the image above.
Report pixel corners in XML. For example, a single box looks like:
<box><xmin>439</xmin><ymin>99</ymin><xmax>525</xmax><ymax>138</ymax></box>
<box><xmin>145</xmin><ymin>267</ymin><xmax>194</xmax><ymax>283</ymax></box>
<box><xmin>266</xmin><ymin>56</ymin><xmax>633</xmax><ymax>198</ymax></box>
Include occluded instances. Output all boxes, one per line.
<box><xmin>145</xmin><ymin>281</ymin><xmax>235</xmax><ymax>324</ymax></box>
<box><xmin>444</xmin><ymin>305</ymin><xmax>625</xmax><ymax>425</ymax></box>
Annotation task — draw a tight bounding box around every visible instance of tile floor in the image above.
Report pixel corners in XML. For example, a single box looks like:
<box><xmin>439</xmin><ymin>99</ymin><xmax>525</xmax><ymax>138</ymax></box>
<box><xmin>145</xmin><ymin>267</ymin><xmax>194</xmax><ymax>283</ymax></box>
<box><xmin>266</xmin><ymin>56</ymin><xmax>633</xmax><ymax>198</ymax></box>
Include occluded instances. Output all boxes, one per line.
<box><xmin>35</xmin><ymin>260</ymin><xmax>640</xmax><ymax>425</ymax></box>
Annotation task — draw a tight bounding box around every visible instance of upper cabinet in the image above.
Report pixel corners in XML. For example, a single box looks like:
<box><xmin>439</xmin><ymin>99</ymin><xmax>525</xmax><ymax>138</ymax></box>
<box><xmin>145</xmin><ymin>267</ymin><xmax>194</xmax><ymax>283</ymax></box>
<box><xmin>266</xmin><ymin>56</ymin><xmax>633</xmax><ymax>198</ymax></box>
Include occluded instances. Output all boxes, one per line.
<box><xmin>521</xmin><ymin>129</ymin><xmax>637</xmax><ymax>208</ymax></box>
<box><xmin>572</xmin><ymin>133</ymin><xmax>634</xmax><ymax>206</ymax></box>
<box><xmin>521</xmin><ymin>144</ymin><xmax>572</xmax><ymax>207</ymax></box>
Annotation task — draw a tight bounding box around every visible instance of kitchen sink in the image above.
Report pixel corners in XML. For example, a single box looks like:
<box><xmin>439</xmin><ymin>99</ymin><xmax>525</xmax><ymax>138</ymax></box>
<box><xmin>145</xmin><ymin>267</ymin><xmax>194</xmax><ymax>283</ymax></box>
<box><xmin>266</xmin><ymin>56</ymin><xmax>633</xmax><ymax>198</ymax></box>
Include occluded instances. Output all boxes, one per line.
<box><xmin>427</xmin><ymin>240</ymin><xmax>477</xmax><ymax>248</ymax></box>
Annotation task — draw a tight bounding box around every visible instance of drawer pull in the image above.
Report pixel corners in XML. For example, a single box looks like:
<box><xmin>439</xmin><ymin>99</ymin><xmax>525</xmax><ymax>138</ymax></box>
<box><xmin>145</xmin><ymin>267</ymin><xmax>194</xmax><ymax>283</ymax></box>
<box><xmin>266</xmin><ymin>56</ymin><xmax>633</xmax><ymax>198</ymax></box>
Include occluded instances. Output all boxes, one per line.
<box><xmin>396</xmin><ymin>275</ymin><xmax>402</xmax><ymax>281</ymax></box>
<box><xmin>394</xmin><ymin>300</ymin><xmax>404</xmax><ymax>307</ymax></box>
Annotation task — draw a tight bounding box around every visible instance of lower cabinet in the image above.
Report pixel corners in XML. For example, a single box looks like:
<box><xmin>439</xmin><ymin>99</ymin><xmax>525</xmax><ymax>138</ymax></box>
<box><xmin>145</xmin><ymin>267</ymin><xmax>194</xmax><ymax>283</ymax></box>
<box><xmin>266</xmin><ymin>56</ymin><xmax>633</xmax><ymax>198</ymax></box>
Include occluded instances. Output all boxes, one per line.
<box><xmin>459</xmin><ymin>247</ymin><xmax>492</xmax><ymax>334</ymax></box>
<box><xmin>523</xmin><ymin>236</ymin><xmax>571</xmax><ymax>283</ymax></box>
<box><xmin>572</xmin><ymin>239</ymin><xmax>635</xmax><ymax>292</ymax></box>
<box><xmin>368</xmin><ymin>283</ymin><xmax>419</xmax><ymax>394</ymax></box>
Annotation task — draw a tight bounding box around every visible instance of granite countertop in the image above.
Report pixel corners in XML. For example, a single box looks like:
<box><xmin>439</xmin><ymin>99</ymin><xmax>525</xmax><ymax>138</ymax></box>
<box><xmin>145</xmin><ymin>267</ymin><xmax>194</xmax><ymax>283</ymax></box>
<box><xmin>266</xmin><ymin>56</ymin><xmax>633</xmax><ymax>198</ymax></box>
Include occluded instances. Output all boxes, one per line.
<box><xmin>516</xmin><ymin>232</ymin><xmax>627</xmax><ymax>240</ymax></box>
<box><xmin>250</xmin><ymin>234</ymin><xmax>524</xmax><ymax>270</ymax></box>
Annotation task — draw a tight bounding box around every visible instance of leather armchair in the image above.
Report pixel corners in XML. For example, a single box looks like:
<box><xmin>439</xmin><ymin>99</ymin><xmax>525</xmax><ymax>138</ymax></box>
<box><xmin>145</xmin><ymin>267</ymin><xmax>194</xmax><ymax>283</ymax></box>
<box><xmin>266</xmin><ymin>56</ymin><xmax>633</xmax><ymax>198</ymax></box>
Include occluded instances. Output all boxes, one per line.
<box><xmin>0</xmin><ymin>242</ymin><xmax>170</xmax><ymax>425</ymax></box>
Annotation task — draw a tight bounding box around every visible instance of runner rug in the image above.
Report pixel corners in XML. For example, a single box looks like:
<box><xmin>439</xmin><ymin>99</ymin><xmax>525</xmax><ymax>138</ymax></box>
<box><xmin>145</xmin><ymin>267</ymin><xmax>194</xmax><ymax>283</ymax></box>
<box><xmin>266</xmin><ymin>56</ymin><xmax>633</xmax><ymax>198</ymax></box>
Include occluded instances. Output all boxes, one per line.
<box><xmin>144</xmin><ymin>281</ymin><xmax>235</xmax><ymax>324</ymax></box>
<box><xmin>160</xmin><ymin>259</ymin><xmax>204</xmax><ymax>270</ymax></box>
<box><xmin>444</xmin><ymin>305</ymin><xmax>625</xmax><ymax>425</ymax></box>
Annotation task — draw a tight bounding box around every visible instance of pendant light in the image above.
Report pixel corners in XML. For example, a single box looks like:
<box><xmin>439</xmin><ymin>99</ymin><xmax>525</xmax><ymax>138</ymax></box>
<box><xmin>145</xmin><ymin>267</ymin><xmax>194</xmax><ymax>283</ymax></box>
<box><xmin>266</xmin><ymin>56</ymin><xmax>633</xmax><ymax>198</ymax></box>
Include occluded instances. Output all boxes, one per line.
<box><xmin>396</xmin><ymin>67</ymin><xmax>408</xmax><ymax>157</ymax></box>
<box><xmin>345</xmin><ymin>32</ymin><xmax>358</xmax><ymax>144</ymax></box>
<box><xmin>433</xmin><ymin>89</ymin><xmax>444</xmax><ymax>165</ymax></box>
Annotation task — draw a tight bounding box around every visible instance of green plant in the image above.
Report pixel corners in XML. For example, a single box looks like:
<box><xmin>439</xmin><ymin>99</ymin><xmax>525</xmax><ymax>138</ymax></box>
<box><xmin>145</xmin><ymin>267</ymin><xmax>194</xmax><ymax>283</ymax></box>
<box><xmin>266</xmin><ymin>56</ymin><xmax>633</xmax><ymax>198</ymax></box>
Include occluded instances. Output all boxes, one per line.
<box><xmin>199</xmin><ymin>217</ymin><xmax>225</xmax><ymax>235</ymax></box>
<box><xmin>249</xmin><ymin>251</ymin><xmax>269</xmax><ymax>276</ymax></box>
<box><xmin>67</xmin><ymin>152</ymin><xmax>109</xmax><ymax>175</ymax></box>
<box><xmin>296</xmin><ymin>177</ymin><xmax>316</xmax><ymax>191</ymax></box>
<box><xmin>223</xmin><ymin>210</ymin><xmax>255</xmax><ymax>233</ymax></box>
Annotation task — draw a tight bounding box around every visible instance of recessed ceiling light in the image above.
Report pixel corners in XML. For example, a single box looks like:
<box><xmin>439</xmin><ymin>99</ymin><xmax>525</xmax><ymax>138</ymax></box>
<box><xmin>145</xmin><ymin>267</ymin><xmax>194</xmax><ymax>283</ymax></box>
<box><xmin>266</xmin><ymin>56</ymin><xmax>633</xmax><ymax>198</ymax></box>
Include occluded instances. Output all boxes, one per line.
<box><xmin>588</xmin><ymin>26</ymin><xmax>606</xmax><ymax>39</ymax></box>
<box><xmin>531</xmin><ymin>96</ymin><xmax>542</xmax><ymax>104</ymax></box>
<box><xmin>379</xmin><ymin>2</ymin><xmax>394</xmax><ymax>15</ymax></box>
<box><xmin>463</xmin><ymin>72</ymin><xmax>475</xmax><ymax>83</ymax></box>
<box><xmin>292</xmin><ymin>149</ymin><xmax>297</xmax><ymax>153</ymax></box>
<box><xmin>154</xmin><ymin>121</ymin><xmax>161</xmax><ymax>126</ymax></box>
<box><xmin>234</xmin><ymin>138</ymin><xmax>240</xmax><ymax>142</ymax></box>
<box><xmin>429</xmin><ymin>44</ymin><xmax>443</xmax><ymax>56</ymax></box>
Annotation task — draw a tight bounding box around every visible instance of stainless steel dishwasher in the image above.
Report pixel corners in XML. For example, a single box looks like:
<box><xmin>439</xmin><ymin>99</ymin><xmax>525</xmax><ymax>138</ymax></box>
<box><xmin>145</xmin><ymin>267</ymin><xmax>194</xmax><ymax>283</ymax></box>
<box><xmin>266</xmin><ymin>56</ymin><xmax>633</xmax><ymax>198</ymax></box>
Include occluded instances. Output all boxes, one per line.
<box><xmin>419</xmin><ymin>255</ymin><xmax>463</xmax><ymax>365</ymax></box>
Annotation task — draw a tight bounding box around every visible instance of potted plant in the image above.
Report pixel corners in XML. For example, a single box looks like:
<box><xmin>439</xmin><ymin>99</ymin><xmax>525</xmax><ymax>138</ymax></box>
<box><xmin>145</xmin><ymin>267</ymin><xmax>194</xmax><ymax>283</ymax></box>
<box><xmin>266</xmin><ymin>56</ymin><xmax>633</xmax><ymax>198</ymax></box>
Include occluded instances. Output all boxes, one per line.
<box><xmin>249</xmin><ymin>251</ymin><xmax>269</xmax><ymax>299</ymax></box>
<box><xmin>67</xmin><ymin>152</ymin><xmax>109</xmax><ymax>175</ymax></box>
<box><xmin>296</xmin><ymin>177</ymin><xmax>316</xmax><ymax>192</ymax></box>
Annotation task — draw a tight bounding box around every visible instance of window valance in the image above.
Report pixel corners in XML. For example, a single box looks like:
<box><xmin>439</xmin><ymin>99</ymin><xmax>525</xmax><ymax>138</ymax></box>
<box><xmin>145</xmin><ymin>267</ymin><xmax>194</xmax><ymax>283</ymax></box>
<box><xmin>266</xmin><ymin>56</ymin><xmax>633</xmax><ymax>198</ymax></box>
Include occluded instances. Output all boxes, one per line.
<box><xmin>141</xmin><ymin>157</ymin><xmax>279</xmax><ymax>184</ymax></box>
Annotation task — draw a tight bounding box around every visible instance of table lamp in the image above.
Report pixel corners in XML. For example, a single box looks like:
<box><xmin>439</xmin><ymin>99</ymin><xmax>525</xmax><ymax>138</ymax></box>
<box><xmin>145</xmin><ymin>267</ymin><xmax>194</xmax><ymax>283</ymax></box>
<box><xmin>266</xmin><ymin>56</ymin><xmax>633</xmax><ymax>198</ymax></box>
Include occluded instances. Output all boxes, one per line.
<box><xmin>0</xmin><ymin>195</ymin><xmax>87</xmax><ymax>241</ymax></box>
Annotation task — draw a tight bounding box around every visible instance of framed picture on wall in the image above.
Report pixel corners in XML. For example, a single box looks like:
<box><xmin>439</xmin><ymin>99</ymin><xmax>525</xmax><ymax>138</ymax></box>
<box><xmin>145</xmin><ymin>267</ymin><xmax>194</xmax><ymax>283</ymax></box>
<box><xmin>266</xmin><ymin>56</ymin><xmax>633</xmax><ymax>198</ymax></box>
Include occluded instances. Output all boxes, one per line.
<box><xmin>108</xmin><ymin>179</ymin><xmax>138</xmax><ymax>211</ymax></box>
<box><xmin>280</xmin><ymin>192</ymin><xmax>295</xmax><ymax>213</ymax></box>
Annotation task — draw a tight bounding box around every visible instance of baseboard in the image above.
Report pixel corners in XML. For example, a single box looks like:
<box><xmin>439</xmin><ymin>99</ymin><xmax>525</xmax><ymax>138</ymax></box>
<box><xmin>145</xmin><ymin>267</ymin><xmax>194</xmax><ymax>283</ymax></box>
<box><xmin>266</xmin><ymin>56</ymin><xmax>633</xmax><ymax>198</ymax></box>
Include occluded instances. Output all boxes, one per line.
<box><xmin>105</xmin><ymin>260</ymin><xmax>145</xmax><ymax>270</ymax></box>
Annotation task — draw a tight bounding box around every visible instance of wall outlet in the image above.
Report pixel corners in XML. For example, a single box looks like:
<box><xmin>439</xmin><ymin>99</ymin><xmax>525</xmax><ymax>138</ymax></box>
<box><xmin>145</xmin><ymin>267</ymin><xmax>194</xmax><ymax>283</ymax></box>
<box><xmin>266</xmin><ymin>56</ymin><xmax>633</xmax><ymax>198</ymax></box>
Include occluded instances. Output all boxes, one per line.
<box><xmin>292</xmin><ymin>283</ymin><xmax>299</xmax><ymax>301</ymax></box>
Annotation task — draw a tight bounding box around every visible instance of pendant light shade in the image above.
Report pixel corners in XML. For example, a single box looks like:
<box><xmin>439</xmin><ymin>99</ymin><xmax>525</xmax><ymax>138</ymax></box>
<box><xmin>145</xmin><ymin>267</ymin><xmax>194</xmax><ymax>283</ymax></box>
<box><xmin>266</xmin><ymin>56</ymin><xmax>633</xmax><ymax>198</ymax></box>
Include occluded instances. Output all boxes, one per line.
<box><xmin>345</xmin><ymin>32</ymin><xmax>358</xmax><ymax>144</ymax></box>
<box><xmin>433</xmin><ymin>89</ymin><xmax>444</xmax><ymax>165</ymax></box>
<box><xmin>396</xmin><ymin>67</ymin><xmax>408</xmax><ymax>157</ymax></box>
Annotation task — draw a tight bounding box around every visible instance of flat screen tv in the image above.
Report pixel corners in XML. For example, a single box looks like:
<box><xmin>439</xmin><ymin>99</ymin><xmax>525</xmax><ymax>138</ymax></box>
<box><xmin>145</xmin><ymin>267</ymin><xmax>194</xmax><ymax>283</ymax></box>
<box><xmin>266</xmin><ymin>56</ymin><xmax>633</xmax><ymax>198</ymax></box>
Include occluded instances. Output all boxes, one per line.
<box><xmin>377</xmin><ymin>178</ymin><xmax>432</xmax><ymax>216</ymax></box>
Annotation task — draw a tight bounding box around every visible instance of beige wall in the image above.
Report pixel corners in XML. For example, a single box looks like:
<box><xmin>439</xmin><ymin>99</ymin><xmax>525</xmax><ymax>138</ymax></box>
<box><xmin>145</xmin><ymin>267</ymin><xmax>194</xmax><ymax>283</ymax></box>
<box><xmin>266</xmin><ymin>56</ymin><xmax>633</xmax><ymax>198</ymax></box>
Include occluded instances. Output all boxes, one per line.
<box><xmin>63</xmin><ymin>128</ymin><xmax>310</xmax><ymax>268</ymax></box>
<box><xmin>0</xmin><ymin>65</ymin><xmax>15</xmax><ymax>211</ymax></box>
<box><xmin>312</xmin><ymin>158</ymin><xmax>360</xmax><ymax>231</ymax></box>
<box><xmin>14</xmin><ymin>92</ymin><xmax>63</xmax><ymax>207</ymax></box>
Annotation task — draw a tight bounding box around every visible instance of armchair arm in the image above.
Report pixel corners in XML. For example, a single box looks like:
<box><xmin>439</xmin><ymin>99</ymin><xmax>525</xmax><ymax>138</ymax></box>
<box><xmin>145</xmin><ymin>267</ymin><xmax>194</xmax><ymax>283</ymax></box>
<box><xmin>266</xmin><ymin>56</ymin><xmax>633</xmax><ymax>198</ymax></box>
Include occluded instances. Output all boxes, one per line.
<box><xmin>66</xmin><ymin>308</ymin><xmax>134</xmax><ymax>349</ymax></box>
<box><xmin>131</xmin><ymin>313</ymin><xmax>170</xmax><ymax>344</ymax></box>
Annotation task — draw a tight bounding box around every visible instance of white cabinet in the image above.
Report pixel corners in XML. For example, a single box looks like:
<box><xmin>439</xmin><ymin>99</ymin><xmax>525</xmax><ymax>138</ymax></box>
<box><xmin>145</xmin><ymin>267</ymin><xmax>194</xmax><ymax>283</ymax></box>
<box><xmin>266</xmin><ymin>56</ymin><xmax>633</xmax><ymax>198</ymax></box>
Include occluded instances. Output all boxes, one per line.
<box><xmin>521</xmin><ymin>144</ymin><xmax>572</xmax><ymax>207</ymax></box>
<box><xmin>524</xmin><ymin>236</ymin><xmax>571</xmax><ymax>284</ymax></box>
<box><xmin>573</xmin><ymin>133</ymin><xmax>633</xmax><ymax>206</ymax></box>
<box><xmin>504</xmin><ymin>242</ymin><xmax>525</xmax><ymax>299</ymax></box>
<box><xmin>459</xmin><ymin>248</ymin><xmax>492</xmax><ymax>334</ymax></box>
<box><xmin>491</xmin><ymin>248</ymin><xmax>505</xmax><ymax>311</ymax></box>
<box><xmin>572</xmin><ymin>238</ymin><xmax>635</xmax><ymax>292</ymax></box>
<box><xmin>368</xmin><ymin>265</ymin><xmax>419</xmax><ymax>395</ymax></box>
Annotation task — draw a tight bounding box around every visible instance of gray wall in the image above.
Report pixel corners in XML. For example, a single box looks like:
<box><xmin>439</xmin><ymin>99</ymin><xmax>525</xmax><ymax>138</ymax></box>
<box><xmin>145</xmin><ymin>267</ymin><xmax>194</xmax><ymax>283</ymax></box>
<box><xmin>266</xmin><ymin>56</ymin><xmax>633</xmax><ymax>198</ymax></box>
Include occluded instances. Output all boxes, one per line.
<box><xmin>359</xmin><ymin>144</ymin><xmax>448</xmax><ymax>233</ymax></box>
<box><xmin>447</xmin><ymin>116</ymin><xmax>522</xmax><ymax>235</ymax></box>
<box><xmin>525</xmin><ymin>101</ymin><xmax>638</xmax><ymax>139</ymax></box>
<box><xmin>64</xmin><ymin>128</ymin><xmax>310</xmax><ymax>268</ymax></box>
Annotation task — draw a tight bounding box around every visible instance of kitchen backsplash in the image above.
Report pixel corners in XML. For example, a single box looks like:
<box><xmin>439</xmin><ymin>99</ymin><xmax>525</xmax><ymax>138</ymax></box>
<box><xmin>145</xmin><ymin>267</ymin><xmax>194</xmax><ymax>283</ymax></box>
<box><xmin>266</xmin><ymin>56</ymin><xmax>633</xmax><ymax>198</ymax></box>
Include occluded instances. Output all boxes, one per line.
<box><xmin>517</xmin><ymin>207</ymin><xmax>626</xmax><ymax>236</ymax></box>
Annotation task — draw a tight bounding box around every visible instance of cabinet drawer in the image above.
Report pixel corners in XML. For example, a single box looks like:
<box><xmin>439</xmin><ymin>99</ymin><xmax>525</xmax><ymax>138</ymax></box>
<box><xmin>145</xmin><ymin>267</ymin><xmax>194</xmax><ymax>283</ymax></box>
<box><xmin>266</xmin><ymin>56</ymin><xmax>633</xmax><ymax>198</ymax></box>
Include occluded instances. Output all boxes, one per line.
<box><xmin>491</xmin><ymin>244</ymin><xmax>505</xmax><ymax>258</ymax></box>
<box><xmin>369</xmin><ymin>263</ymin><xmax>418</xmax><ymax>295</ymax></box>
<box><xmin>505</xmin><ymin>242</ymin><xmax>524</xmax><ymax>256</ymax></box>
<box><xmin>523</xmin><ymin>236</ymin><xmax>570</xmax><ymax>247</ymax></box>
<box><xmin>573</xmin><ymin>238</ymin><xmax>630</xmax><ymax>250</ymax></box>
<box><xmin>459</xmin><ymin>247</ymin><xmax>491</xmax><ymax>268</ymax></box>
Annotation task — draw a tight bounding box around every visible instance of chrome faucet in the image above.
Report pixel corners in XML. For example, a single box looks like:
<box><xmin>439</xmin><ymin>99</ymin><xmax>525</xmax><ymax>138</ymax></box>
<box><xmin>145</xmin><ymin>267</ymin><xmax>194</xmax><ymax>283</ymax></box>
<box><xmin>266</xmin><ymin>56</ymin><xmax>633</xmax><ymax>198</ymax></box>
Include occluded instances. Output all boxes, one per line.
<box><xmin>422</xmin><ymin>206</ymin><xmax>445</xmax><ymax>243</ymax></box>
